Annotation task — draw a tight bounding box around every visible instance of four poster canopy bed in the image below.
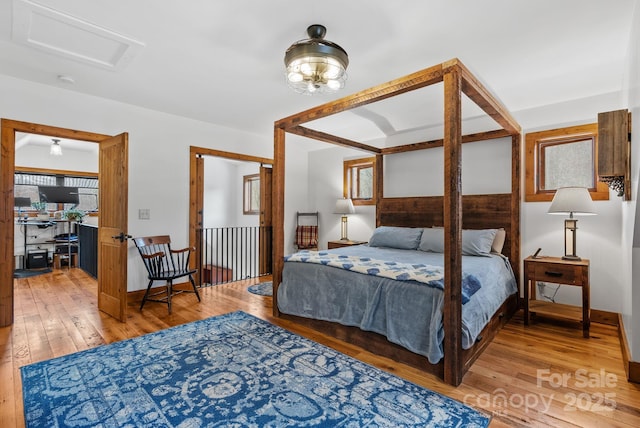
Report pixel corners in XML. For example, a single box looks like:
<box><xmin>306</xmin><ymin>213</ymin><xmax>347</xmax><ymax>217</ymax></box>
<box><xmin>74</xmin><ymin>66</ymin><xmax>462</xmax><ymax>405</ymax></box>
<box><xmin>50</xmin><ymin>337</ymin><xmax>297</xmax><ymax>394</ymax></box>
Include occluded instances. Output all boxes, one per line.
<box><xmin>272</xmin><ymin>58</ymin><xmax>521</xmax><ymax>386</ymax></box>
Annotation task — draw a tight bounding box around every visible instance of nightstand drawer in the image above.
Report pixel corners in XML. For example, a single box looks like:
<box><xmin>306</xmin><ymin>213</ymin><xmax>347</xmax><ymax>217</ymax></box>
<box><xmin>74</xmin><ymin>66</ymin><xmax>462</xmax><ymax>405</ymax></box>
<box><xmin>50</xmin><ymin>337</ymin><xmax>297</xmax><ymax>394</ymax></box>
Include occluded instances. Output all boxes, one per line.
<box><xmin>533</xmin><ymin>263</ymin><xmax>580</xmax><ymax>285</ymax></box>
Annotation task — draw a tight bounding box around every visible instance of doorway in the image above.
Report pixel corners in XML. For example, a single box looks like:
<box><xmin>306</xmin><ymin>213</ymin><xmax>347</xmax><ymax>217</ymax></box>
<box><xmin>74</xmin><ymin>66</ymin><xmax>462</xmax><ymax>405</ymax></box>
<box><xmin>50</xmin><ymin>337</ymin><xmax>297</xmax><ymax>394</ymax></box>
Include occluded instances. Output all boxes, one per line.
<box><xmin>188</xmin><ymin>146</ymin><xmax>273</xmax><ymax>283</ymax></box>
<box><xmin>0</xmin><ymin>119</ymin><xmax>129</xmax><ymax>326</ymax></box>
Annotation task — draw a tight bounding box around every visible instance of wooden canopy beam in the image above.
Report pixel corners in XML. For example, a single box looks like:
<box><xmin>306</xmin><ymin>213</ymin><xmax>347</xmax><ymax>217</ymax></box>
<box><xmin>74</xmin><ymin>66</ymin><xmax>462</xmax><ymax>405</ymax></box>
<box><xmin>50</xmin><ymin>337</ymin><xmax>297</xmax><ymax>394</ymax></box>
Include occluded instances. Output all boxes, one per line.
<box><xmin>287</xmin><ymin>126</ymin><xmax>382</xmax><ymax>154</ymax></box>
<box><xmin>454</xmin><ymin>60</ymin><xmax>521</xmax><ymax>136</ymax></box>
<box><xmin>381</xmin><ymin>129</ymin><xmax>511</xmax><ymax>155</ymax></box>
<box><xmin>275</xmin><ymin>63</ymin><xmax>445</xmax><ymax>131</ymax></box>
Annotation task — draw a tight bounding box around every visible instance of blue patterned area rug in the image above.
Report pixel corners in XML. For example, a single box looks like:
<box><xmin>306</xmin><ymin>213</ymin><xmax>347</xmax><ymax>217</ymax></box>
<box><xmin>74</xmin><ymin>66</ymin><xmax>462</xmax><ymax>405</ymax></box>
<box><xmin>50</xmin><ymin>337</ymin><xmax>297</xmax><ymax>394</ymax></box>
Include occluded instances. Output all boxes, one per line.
<box><xmin>247</xmin><ymin>281</ymin><xmax>272</xmax><ymax>296</ymax></box>
<box><xmin>21</xmin><ymin>311</ymin><xmax>490</xmax><ymax>427</ymax></box>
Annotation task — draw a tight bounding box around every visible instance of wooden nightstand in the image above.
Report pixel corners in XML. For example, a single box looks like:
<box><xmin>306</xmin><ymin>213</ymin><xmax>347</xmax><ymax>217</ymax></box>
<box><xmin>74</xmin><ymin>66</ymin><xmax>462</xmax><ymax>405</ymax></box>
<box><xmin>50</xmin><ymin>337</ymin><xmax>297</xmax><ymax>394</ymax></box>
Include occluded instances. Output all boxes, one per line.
<box><xmin>524</xmin><ymin>256</ymin><xmax>590</xmax><ymax>337</ymax></box>
<box><xmin>327</xmin><ymin>240</ymin><xmax>367</xmax><ymax>249</ymax></box>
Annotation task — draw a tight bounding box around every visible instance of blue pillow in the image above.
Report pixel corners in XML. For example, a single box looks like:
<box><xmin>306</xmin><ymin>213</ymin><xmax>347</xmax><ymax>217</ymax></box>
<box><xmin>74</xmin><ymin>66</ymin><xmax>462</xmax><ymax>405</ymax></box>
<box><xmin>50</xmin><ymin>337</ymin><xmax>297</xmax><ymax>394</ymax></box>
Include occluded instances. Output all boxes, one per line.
<box><xmin>418</xmin><ymin>227</ymin><xmax>497</xmax><ymax>257</ymax></box>
<box><xmin>368</xmin><ymin>226</ymin><xmax>424</xmax><ymax>250</ymax></box>
<box><xmin>461</xmin><ymin>229</ymin><xmax>497</xmax><ymax>257</ymax></box>
<box><xmin>418</xmin><ymin>227</ymin><xmax>444</xmax><ymax>253</ymax></box>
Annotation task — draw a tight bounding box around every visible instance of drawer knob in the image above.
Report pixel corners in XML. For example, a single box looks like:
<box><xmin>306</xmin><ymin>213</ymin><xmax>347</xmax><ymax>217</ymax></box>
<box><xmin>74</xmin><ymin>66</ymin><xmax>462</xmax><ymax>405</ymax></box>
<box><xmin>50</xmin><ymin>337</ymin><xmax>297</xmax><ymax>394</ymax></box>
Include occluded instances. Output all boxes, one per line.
<box><xmin>544</xmin><ymin>271</ymin><xmax>563</xmax><ymax>277</ymax></box>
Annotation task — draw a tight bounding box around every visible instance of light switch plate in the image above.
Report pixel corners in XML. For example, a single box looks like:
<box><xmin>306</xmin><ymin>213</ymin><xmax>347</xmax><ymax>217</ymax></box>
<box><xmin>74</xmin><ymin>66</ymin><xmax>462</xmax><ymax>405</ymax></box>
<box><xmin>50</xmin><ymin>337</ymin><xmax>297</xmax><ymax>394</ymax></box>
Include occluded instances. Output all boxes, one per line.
<box><xmin>138</xmin><ymin>208</ymin><xmax>150</xmax><ymax>220</ymax></box>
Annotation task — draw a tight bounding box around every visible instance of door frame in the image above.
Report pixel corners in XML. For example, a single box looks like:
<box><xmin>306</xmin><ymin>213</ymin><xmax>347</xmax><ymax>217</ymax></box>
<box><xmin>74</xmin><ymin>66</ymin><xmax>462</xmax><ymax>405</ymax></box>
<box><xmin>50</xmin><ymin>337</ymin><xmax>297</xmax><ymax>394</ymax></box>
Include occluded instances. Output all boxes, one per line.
<box><xmin>0</xmin><ymin>119</ymin><xmax>125</xmax><ymax>326</ymax></box>
<box><xmin>188</xmin><ymin>146</ymin><xmax>272</xmax><ymax>281</ymax></box>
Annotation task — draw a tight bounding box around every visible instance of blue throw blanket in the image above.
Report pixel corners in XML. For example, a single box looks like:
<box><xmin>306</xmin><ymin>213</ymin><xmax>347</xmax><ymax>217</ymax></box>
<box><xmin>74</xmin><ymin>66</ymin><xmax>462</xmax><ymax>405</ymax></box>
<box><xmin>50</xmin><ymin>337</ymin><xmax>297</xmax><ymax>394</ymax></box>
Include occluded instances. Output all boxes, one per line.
<box><xmin>285</xmin><ymin>251</ymin><xmax>481</xmax><ymax>304</ymax></box>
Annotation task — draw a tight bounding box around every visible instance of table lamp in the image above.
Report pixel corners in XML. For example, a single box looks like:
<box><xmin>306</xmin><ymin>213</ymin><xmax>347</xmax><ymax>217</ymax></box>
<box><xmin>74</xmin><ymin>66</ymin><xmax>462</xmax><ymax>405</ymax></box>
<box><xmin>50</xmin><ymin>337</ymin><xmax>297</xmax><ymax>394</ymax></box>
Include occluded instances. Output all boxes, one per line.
<box><xmin>547</xmin><ymin>187</ymin><xmax>596</xmax><ymax>260</ymax></box>
<box><xmin>334</xmin><ymin>198</ymin><xmax>355</xmax><ymax>241</ymax></box>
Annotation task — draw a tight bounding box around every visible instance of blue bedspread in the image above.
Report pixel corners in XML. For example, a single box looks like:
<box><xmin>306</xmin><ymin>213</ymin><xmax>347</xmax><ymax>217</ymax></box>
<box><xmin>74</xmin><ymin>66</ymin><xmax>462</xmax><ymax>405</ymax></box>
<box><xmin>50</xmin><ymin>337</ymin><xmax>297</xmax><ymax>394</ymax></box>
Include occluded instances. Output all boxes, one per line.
<box><xmin>285</xmin><ymin>251</ymin><xmax>481</xmax><ymax>304</ymax></box>
<box><xmin>278</xmin><ymin>245</ymin><xmax>517</xmax><ymax>364</ymax></box>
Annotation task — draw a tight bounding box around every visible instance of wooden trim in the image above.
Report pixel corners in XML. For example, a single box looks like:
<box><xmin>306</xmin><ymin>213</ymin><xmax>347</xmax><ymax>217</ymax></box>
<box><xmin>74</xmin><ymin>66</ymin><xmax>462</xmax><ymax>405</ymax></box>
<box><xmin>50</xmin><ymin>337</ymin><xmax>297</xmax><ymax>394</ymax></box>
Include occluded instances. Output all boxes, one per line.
<box><xmin>187</xmin><ymin>145</ymin><xmax>274</xmax><ymax>278</ymax></box>
<box><xmin>15</xmin><ymin>166</ymin><xmax>98</xmax><ymax>177</ymax></box>
<box><xmin>343</xmin><ymin>157</ymin><xmax>376</xmax><ymax>205</ymax></box>
<box><xmin>618</xmin><ymin>314</ymin><xmax>640</xmax><ymax>383</ymax></box>
<box><xmin>1</xmin><ymin>119</ymin><xmax>112</xmax><ymax>327</ymax></box>
<box><xmin>591</xmin><ymin>308</ymin><xmax>620</xmax><ymax>326</ymax></box>
<box><xmin>524</xmin><ymin>123</ymin><xmax>609</xmax><ymax>202</ymax></box>
<box><xmin>189</xmin><ymin>154</ymin><xmax>204</xmax><ymax>277</ymax></box>
<box><xmin>2</xmin><ymin>119</ymin><xmax>112</xmax><ymax>142</ymax></box>
<box><xmin>190</xmin><ymin>146</ymin><xmax>273</xmax><ymax>165</ymax></box>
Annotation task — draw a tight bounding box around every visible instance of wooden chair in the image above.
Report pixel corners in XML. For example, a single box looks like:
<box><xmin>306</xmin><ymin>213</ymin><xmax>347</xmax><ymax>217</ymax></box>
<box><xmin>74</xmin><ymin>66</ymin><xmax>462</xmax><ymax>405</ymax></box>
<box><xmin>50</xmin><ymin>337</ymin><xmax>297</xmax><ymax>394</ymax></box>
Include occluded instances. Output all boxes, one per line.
<box><xmin>133</xmin><ymin>235</ymin><xmax>201</xmax><ymax>313</ymax></box>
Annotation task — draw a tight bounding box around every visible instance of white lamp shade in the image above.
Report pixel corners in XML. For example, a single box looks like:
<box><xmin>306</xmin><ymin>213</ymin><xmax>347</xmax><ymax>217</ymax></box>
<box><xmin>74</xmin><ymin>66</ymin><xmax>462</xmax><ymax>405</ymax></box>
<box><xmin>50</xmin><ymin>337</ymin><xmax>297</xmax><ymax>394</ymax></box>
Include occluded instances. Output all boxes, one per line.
<box><xmin>334</xmin><ymin>198</ymin><xmax>355</xmax><ymax>214</ymax></box>
<box><xmin>548</xmin><ymin>187</ymin><xmax>596</xmax><ymax>216</ymax></box>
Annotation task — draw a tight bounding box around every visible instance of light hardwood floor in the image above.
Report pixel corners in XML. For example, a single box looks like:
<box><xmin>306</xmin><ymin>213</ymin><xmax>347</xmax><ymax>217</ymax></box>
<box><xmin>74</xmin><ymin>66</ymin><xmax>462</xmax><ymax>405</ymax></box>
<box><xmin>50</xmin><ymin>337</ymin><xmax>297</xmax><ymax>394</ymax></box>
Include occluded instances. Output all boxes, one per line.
<box><xmin>2</xmin><ymin>267</ymin><xmax>640</xmax><ymax>427</ymax></box>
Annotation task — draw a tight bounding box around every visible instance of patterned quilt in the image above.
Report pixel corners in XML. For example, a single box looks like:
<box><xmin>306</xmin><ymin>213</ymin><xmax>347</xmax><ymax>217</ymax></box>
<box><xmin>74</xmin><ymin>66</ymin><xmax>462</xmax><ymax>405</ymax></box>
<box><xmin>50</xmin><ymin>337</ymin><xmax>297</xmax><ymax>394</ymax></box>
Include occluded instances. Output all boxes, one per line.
<box><xmin>285</xmin><ymin>250</ymin><xmax>481</xmax><ymax>303</ymax></box>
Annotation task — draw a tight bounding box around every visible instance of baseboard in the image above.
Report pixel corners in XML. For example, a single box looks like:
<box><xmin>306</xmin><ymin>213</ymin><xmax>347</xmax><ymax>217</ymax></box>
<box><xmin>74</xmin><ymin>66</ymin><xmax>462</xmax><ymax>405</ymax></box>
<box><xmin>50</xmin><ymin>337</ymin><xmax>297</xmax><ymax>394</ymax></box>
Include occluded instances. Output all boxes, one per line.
<box><xmin>617</xmin><ymin>313</ymin><xmax>640</xmax><ymax>383</ymax></box>
<box><xmin>591</xmin><ymin>308</ymin><xmax>620</xmax><ymax>326</ymax></box>
<box><xmin>127</xmin><ymin>281</ymin><xmax>193</xmax><ymax>300</ymax></box>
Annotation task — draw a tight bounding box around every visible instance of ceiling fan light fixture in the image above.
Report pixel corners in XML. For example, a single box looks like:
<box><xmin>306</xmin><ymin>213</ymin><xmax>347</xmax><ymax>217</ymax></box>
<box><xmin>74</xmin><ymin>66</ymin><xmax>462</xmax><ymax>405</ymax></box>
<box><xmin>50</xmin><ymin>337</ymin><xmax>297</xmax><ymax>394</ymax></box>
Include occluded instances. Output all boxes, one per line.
<box><xmin>284</xmin><ymin>24</ymin><xmax>348</xmax><ymax>95</ymax></box>
<box><xmin>50</xmin><ymin>138</ymin><xmax>62</xmax><ymax>156</ymax></box>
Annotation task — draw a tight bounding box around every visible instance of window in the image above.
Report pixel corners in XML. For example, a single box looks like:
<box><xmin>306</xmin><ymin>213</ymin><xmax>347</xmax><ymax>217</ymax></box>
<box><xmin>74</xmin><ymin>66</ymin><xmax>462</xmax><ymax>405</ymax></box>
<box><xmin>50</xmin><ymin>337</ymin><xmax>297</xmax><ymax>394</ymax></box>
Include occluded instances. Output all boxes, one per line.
<box><xmin>14</xmin><ymin>170</ymin><xmax>99</xmax><ymax>212</ymax></box>
<box><xmin>525</xmin><ymin>124</ymin><xmax>609</xmax><ymax>202</ymax></box>
<box><xmin>243</xmin><ymin>174</ymin><xmax>260</xmax><ymax>214</ymax></box>
<box><xmin>343</xmin><ymin>157</ymin><xmax>376</xmax><ymax>206</ymax></box>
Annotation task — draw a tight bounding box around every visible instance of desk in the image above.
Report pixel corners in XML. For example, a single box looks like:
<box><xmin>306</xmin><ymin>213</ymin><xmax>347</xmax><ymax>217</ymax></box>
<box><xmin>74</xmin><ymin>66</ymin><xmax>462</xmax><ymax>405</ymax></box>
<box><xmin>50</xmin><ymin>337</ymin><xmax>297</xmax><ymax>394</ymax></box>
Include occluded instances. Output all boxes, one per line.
<box><xmin>17</xmin><ymin>219</ymin><xmax>77</xmax><ymax>270</ymax></box>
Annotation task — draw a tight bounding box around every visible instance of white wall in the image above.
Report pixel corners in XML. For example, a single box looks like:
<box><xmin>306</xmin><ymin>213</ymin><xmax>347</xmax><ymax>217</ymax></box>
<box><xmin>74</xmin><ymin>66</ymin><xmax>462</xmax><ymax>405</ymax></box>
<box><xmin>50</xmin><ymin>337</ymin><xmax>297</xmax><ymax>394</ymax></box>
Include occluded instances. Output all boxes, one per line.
<box><xmin>15</xmin><ymin>144</ymin><xmax>98</xmax><ymax>172</ymax></box>
<box><xmin>202</xmin><ymin>157</ymin><xmax>262</xmax><ymax>229</ymax></box>
<box><xmin>202</xmin><ymin>157</ymin><xmax>237</xmax><ymax>228</ymax></box>
<box><xmin>235</xmin><ymin>163</ymin><xmax>261</xmax><ymax>228</ymax></box>
<box><xmin>517</xmin><ymin>94</ymin><xmax>626</xmax><ymax>313</ymax></box>
<box><xmin>306</xmin><ymin>146</ymin><xmax>376</xmax><ymax>248</ymax></box>
<box><xmin>624</xmin><ymin>2</ymin><xmax>640</xmax><ymax>359</ymax></box>
<box><xmin>0</xmin><ymin>74</ymin><xmax>272</xmax><ymax>292</ymax></box>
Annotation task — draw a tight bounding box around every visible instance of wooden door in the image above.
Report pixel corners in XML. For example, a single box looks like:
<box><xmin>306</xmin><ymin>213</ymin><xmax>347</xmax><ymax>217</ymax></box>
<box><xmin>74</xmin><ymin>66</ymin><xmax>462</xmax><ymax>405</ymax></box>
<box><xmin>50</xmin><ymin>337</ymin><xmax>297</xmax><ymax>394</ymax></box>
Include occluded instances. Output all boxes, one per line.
<box><xmin>97</xmin><ymin>133</ymin><xmax>129</xmax><ymax>321</ymax></box>
<box><xmin>259</xmin><ymin>166</ymin><xmax>272</xmax><ymax>275</ymax></box>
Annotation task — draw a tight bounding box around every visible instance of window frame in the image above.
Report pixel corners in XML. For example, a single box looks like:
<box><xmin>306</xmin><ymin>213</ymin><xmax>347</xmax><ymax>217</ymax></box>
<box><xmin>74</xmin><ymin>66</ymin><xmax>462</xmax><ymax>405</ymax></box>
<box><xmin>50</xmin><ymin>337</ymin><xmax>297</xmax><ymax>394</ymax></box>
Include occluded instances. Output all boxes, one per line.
<box><xmin>343</xmin><ymin>156</ymin><xmax>376</xmax><ymax>206</ymax></box>
<box><xmin>525</xmin><ymin>123</ymin><xmax>609</xmax><ymax>202</ymax></box>
<box><xmin>243</xmin><ymin>173</ymin><xmax>260</xmax><ymax>215</ymax></box>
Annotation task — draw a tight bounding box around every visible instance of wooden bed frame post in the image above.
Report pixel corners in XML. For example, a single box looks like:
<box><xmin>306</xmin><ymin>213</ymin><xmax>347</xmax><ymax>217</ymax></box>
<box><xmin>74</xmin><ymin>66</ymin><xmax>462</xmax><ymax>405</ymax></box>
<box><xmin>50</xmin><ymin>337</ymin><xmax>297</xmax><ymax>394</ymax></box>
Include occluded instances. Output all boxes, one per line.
<box><xmin>272</xmin><ymin>126</ymin><xmax>286</xmax><ymax>316</ymax></box>
<box><xmin>442</xmin><ymin>62</ymin><xmax>464</xmax><ymax>386</ymax></box>
<box><xmin>511</xmin><ymin>134</ymin><xmax>521</xmax><ymax>293</ymax></box>
<box><xmin>375</xmin><ymin>153</ymin><xmax>384</xmax><ymax>226</ymax></box>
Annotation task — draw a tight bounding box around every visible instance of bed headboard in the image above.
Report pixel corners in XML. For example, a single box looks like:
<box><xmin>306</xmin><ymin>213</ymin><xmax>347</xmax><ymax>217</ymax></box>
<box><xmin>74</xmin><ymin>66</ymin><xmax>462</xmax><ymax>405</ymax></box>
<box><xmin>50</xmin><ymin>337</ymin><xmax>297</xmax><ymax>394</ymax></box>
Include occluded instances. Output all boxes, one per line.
<box><xmin>376</xmin><ymin>194</ymin><xmax>516</xmax><ymax>261</ymax></box>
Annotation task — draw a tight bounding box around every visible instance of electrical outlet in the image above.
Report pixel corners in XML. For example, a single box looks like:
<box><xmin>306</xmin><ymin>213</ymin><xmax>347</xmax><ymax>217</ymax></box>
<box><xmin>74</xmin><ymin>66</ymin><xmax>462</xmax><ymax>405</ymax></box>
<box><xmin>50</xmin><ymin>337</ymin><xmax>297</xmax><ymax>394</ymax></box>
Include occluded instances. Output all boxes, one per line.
<box><xmin>138</xmin><ymin>209</ymin><xmax>150</xmax><ymax>220</ymax></box>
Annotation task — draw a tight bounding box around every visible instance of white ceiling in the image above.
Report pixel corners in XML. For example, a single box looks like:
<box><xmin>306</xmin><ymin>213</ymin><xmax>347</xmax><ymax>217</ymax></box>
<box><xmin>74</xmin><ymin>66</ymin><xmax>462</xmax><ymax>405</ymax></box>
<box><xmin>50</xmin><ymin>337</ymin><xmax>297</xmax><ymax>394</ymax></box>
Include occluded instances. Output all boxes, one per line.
<box><xmin>1</xmin><ymin>0</ymin><xmax>637</xmax><ymax>147</ymax></box>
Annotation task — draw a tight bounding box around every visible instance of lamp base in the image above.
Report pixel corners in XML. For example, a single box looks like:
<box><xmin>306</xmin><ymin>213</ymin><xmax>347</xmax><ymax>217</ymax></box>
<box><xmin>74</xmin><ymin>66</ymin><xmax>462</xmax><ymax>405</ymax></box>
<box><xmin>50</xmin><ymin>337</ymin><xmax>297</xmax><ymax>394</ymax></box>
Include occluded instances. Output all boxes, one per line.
<box><xmin>340</xmin><ymin>215</ymin><xmax>349</xmax><ymax>241</ymax></box>
<box><xmin>562</xmin><ymin>255</ymin><xmax>582</xmax><ymax>261</ymax></box>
